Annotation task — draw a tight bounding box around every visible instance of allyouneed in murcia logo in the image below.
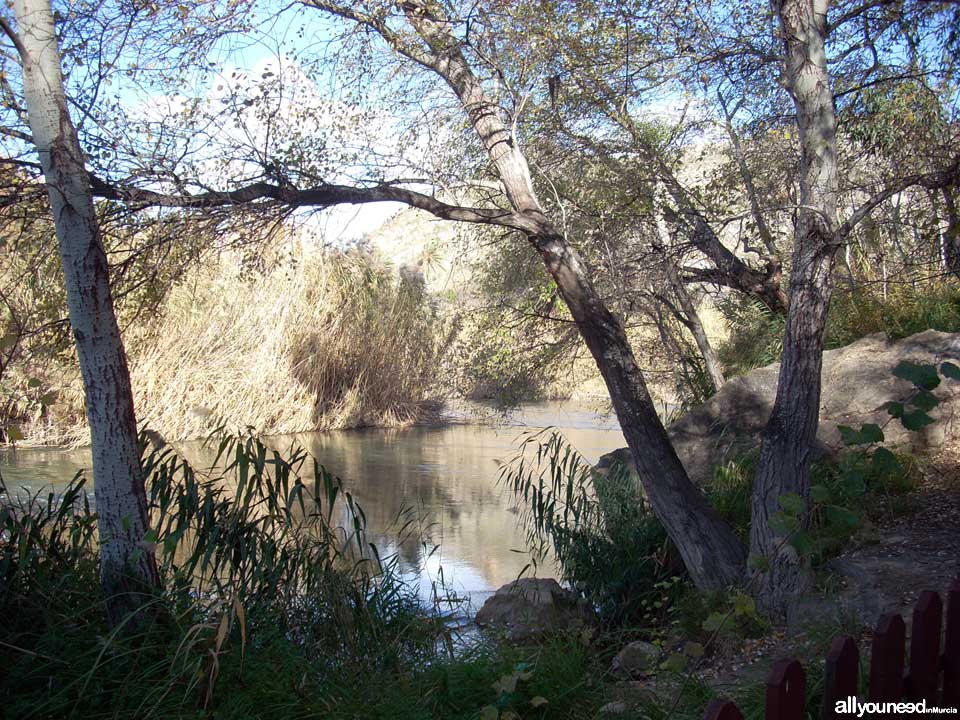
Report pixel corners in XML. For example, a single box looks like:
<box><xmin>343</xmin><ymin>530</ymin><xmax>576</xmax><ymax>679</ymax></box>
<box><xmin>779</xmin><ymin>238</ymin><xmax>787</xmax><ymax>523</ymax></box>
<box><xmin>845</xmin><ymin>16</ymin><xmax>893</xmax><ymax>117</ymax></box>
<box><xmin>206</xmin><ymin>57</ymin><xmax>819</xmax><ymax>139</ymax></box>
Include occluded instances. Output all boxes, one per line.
<box><xmin>835</xmin><ymin>697</ymin><xmax>959</xmax><ymax>716</ymax></box>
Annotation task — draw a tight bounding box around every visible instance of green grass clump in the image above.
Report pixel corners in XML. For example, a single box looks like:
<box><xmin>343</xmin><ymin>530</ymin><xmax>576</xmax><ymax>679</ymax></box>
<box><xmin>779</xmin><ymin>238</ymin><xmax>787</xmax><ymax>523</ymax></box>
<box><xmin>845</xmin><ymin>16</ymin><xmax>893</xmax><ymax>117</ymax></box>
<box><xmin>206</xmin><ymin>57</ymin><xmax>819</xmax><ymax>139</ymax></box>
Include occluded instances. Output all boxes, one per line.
<box><xmin>717</xmin><ymin>282</ymin><xmax>960</xmax><ymax>377</ymax></box>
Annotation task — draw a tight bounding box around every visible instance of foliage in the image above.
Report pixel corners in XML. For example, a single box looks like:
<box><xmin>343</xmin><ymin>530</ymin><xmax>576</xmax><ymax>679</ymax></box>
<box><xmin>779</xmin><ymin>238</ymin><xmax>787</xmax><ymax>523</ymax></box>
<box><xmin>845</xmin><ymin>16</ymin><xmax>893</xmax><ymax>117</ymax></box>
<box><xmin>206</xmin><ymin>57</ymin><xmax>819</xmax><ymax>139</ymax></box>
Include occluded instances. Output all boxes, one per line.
<box><xmin>718</xmin><ymin>283</ymin><xmax>960</xmax><ymax>377</ymax></box>
<box><xmin>497</xmin><ymin>430</ymin><xmax>678</xmax><ymax>626</ymax></box>
<box><xmin>0</xmin><ymin>431</ymin><xmax>618</xmax><ymax>719</ymax></box>
<box><xmin>7</xmin><ymin>248</ymin><xmax>451</xmax><ymax>444</ymax></box>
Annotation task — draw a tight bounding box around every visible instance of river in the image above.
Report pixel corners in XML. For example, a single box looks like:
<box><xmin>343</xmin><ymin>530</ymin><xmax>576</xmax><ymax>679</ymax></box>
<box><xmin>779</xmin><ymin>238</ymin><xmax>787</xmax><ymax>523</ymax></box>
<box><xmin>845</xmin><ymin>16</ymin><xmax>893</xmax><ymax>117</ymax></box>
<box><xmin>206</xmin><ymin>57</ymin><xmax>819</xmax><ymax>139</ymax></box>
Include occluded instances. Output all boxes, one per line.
<box><xmin>0</xmin><ymin>401</ymin><xmax>626</xmax><ymax>612</ymax></box>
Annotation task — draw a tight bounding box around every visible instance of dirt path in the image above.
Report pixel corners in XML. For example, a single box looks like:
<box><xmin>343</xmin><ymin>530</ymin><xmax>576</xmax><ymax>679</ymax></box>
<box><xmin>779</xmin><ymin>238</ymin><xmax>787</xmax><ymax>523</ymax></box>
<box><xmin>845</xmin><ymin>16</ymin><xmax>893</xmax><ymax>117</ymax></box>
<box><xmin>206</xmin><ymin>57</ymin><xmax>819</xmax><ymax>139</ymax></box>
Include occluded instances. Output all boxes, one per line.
<box><xmin>697</xmin><ymin>450</ymin><xmax>960</xmax><ymax>693</ymax></box>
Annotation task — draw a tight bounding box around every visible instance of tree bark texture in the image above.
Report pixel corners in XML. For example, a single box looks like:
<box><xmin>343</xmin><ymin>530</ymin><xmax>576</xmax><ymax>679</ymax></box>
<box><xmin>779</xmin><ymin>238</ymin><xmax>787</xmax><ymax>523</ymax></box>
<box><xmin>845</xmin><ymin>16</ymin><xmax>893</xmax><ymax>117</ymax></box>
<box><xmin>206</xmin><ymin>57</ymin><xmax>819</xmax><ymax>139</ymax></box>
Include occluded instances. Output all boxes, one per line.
<box><xmin>11</xmin><ymin>0</ymin><xmax>160</xmax><ymax>626</ymax></box>
<box><xmin>750</xmin><ymin>0</ymin><xmax>839</xmax><ymax>618</ymax></box>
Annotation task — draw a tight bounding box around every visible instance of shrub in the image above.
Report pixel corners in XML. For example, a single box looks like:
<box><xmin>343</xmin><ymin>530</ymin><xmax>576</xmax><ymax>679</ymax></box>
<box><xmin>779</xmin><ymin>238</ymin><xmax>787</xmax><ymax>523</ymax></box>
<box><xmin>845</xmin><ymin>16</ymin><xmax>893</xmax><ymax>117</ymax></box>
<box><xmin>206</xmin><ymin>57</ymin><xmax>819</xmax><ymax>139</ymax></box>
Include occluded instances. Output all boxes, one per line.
<box><xmin>498</xmin><ymin>430</ymin><xmax>678</xmax><ymax>627</ymax></box>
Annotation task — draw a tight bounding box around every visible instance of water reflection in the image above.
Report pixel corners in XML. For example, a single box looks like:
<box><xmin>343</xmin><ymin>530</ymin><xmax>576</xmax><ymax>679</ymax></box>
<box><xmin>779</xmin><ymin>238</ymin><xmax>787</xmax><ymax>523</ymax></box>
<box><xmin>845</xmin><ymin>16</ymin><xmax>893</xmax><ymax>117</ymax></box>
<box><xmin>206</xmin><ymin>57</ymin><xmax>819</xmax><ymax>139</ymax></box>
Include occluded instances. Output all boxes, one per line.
<box><xmin>0</xmin><ymin>401</ymin><xmax>625</xmax><ymax>608</ymax></box>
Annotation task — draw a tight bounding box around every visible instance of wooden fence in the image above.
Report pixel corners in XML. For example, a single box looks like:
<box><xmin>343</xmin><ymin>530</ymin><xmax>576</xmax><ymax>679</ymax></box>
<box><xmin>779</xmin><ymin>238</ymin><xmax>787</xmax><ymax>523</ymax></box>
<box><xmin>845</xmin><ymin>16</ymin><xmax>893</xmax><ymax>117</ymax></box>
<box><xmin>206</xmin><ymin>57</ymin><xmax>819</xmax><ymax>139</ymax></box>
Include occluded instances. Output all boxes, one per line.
<box><xmin>705</xmin><ymin>578</ymin><xmax>960</xmax><ymax>719</ymax></box>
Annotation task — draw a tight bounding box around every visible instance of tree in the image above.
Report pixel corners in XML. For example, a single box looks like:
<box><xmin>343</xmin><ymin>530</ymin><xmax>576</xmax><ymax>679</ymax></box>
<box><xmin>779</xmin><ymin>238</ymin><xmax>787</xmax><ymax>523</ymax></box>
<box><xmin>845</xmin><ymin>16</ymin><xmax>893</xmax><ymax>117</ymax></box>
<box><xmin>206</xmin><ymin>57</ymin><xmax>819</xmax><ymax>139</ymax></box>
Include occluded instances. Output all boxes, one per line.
<box><xmin>1</xmin><ymin>0</ymin><xmax>160</xmax><ymax>625</ymax></box>
<box><xmin>750</xmin><ymin>0</ymin><xmax>958</xmax><ymax>616</ymax></box>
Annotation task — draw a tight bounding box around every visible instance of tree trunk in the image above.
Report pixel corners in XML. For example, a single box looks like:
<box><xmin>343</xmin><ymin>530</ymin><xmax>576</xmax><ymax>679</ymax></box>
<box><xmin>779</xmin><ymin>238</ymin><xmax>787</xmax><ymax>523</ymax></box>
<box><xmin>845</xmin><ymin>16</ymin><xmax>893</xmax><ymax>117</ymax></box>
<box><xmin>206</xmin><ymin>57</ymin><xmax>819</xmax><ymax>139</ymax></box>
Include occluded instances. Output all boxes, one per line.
<box><xmin>11</xmin><ymin>0</ymin><xmax>160</xmax><ymax>625</ymax></box>
<box><xmin>654</xmin><ymin>204</ymin><xmax>726</xmax><ymax>392</ymax></box>
<box><xmin>942</xmin><ymin>187</ymin><xmax>960</xmax><ymax>280</ymax></box>
<box><xmin>401</xmin><ymin>1</ymin><xmax>746</xmax><ymax>588</ymax></box>
<box><xmin>750</xmin><ymin>0</ymin><xmax>839</xmax><ymax>618</ymax></box>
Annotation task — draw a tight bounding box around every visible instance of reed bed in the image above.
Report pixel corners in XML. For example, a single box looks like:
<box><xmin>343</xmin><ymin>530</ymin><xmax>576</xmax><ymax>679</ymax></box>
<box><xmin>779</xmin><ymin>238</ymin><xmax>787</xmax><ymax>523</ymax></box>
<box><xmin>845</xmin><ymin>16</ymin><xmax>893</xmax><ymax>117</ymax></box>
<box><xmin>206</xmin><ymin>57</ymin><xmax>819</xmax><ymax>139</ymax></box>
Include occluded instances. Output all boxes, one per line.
<box><xmin>15</xmin><ymin>249</ymin><xmax>450</xmax><ymax>445</ymax></box>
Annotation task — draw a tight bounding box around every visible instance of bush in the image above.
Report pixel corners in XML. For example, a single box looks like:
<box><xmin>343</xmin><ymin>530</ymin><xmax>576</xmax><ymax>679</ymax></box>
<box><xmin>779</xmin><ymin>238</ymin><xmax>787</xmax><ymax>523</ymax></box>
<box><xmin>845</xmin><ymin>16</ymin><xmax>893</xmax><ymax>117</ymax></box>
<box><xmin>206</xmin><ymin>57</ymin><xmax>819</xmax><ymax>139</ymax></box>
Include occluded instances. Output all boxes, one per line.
<box><xmin>716</xmin><ymin>283</ymin><xmax>960</xmax><ymax>377</ymax></box>
<box><xmin>498</xmin><ymin>431</ymin><xmax>680</xmax><ymax>627</ymax></box>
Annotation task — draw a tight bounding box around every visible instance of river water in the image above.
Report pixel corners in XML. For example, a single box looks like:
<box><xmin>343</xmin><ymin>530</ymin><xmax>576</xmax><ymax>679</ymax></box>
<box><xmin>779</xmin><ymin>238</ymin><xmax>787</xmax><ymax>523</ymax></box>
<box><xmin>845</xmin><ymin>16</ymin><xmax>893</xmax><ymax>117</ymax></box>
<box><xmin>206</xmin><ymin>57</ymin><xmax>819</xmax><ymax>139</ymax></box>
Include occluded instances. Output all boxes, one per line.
<box><xmin>0</xmin><ymin>401</ymin><xmax>625</xmax><ymax>611</ymax></box>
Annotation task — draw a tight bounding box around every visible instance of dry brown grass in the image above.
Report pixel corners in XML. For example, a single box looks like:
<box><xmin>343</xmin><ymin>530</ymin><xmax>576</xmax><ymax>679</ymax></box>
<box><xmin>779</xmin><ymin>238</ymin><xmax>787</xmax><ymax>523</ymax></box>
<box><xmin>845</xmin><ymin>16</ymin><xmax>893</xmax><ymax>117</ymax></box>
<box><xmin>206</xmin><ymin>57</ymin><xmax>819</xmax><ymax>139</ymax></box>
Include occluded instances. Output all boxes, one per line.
<box><xmin>19</xmin><ymin>249</ymin><xmax>450</xmax><ymax>444</ymax></box>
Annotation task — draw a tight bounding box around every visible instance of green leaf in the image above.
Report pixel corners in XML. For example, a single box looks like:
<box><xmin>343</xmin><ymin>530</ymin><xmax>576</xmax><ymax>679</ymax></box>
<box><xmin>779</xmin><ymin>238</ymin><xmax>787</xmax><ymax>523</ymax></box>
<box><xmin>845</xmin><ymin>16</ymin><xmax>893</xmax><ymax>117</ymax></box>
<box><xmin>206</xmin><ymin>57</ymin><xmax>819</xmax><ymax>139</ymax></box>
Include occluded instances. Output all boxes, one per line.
<box><xmin>702</xmin><ymin>612</ymin><xmax>728</xmax><ymax>633</ymax></box>
<box><xmin>871</xmin><ymin>447</ymin><xmax>901</xmax><ymax>475</ymax></box>
<box><xmin>825</xmin><ymin>505</ymin><xmax>860</xmax><ymax>529</ymax></box>
<box><xmin>530</xmin><ymin>696</ymin><xmax>549</xmax><ymax>708</ymax></box>
<box><xmin>733</xmin><ymin>593</ymin><xmax>756</xmax><ymax>617</ymax></box>
<box><xmin>790</xmin><ymin>531</ymin><xmax>815</xmax><ymax>557</ymax></box>
<box><xmin>810</xmin><ymin>484</ymin><xmax>832</xmax><ymax>504</ymax></box>
<box><xmin>901</xmin><ymin>409</ymin><xmax>934</xmax><ymax>431</ymax></box>
<box><xmin>662</xmin><ymin>652</ymin><xmax>687</xmax><ymax>672</ymax></box>
<box><xmin>910</xmin><ymin>390</ymin><xmax>939</xmax><ymax>412</ymax></box>
<box><xmin>39</xmin><ymin>391</ymin><xmax>58</xmax><ymax>406</ymax></box>
<box><xmin>0</xmin><ymin>332</ymin><xmax>17</xmax><ymax>350</ymax></box>
<box><xmin>6</xmin><ymin>425</ymin><xmax>23</xmax><ymax>442</ymax></box>
<box><xmin>480</xmin><ymin>706</ymin><xmax>499</xmax><ymax>720</ymax></box>
<box><xmin>683</xmin><ymin>641</ymin><xmax>705</xmax><ymax>658</ymax></box>
<box><xmin>884</xmin><ymin>401</ymin><xmax>905</xmax><ymax>419</ymax></box>
<box><xmin>893</xmin><ymin>361</ymin><xmax>940</xmax><ymax>391</ymax></box>
<box><xmin>770</xmin><ymin>510</ymin><xmax>800</xmax><ymax>534</ymax></box>
<box><xmin>778</xmin><ymin>492</ymin><xmax>805</xmax><ymax>516</ymax></box>
<box><xmin>838</xmin><ymin>423</ymin><xmax>883</xmax><ymax>446</ymax></box>
<box><xmin>27</xmin><ymin>378</ymin><xmax>42</xmax><ymax>388</ymax></box>
<box><xmin>859</xmin><ymin>423</ymin><xmax>884</xmax><ymax>443</ymax></box>
<box><xmin>941</xmin><ymin>361</ymin><xmax>960</xmax><ymax>381</ymax></box>
<box><xmin>748</xmin><ymin>554</ymin><xmax>770</xmax><ymax>572</ymax></box>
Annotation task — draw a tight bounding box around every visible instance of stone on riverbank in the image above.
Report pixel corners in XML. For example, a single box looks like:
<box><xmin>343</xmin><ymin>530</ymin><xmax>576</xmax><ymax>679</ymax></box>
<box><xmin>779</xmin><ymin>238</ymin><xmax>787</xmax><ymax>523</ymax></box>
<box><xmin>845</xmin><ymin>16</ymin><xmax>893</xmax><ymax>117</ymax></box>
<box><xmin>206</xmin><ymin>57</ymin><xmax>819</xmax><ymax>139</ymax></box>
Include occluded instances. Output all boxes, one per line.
<box><xmin>475</xmin><ymin>578</ymin><xmax>594</xmax><ymax>641</ymax></box>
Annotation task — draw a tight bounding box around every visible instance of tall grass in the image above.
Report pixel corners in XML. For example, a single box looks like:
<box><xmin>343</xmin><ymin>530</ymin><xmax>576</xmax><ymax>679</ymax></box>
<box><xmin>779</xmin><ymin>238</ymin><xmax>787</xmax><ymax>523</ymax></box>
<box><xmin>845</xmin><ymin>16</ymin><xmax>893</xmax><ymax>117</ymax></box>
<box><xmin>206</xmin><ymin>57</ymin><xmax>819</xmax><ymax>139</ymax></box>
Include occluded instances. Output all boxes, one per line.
<box><xmin>717</xmin><ymin>282</ymin><xmax>960</xmax><ymax>377</ymax></box>
<box><xmin>0</xmin><ymin>431</ymin><xmax>447</xmax><ymax>717</ymax></box>
<box><xmin>497</xmin><ymin>430</ymin><xmax>677</xmax><ymax>627</ymax></box>
<box><xmin>24</xmin><ymin>249</ymin><xmax>451</xmax><ymax>444</ymax></box>
<box><xmin>0</xmin><ymin>431</ymin><xmax>629</xmax><ymax>719</ymax></box>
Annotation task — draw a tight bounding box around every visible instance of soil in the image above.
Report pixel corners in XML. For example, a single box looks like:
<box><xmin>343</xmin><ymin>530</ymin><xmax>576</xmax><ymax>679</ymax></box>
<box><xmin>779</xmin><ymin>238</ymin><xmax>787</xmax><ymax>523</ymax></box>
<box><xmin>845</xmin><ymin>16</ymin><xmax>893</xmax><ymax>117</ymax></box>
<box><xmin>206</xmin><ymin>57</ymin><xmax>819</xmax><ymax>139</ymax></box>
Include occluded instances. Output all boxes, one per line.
<box><xmin>694</xmin><ymin>448</ymin><xmax>960</xmax><ymax>694</ymax></box>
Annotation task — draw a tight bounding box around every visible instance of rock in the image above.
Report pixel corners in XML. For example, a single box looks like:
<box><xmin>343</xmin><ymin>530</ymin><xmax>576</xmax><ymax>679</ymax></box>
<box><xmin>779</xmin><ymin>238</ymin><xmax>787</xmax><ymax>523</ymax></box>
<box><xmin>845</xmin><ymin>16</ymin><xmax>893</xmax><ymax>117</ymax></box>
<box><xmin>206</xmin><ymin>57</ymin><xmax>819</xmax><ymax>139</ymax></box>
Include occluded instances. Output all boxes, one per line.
<box><xmin>609</xmin><ymin>640</ymin><xmax>660</xmax><ymax>678</ymax></box>
<box><xmin>474</xmin><ymin>578</ymin><xmax>593</xmax><ymax>641</ymax></box>
<box><xmin>597</xmin><ymin>330</ymin><xmax>960</xmax><ymax>486</ymax></box>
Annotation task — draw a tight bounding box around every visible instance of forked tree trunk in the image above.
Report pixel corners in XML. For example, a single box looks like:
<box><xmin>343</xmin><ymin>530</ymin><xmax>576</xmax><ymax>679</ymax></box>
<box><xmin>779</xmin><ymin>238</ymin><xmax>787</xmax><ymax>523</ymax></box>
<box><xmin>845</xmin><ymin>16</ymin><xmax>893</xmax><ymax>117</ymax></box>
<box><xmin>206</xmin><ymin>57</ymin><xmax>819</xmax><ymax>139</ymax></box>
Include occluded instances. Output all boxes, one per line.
<box><xmin>11</xmin><ymin>0</ymin><xmax>160</xmax><ymax>625</ymax></box>
<box><xmin>750</xmin><ymin>0</ymin><xmax>839</xmax><ymax>618</ymax></box>
<box><xmin>400</xmin><ymin>1</ymin><xmax>746</xmax><ymax>588</ymax></box>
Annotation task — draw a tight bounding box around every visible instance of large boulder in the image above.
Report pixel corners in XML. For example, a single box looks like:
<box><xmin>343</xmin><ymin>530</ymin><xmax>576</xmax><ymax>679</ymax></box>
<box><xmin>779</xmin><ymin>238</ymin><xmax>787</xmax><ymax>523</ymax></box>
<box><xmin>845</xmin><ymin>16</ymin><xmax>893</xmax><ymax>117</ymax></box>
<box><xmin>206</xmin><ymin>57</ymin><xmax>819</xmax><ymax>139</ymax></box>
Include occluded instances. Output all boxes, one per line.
<box><xmin>597</xmin><ymin>330</ymin><xmax>960</xmax><ymax>486</ymax></box>
<box><xmin>474</xmin><ymin>578</ymin><xmax>594</xmax><ymax>641</ymax></box>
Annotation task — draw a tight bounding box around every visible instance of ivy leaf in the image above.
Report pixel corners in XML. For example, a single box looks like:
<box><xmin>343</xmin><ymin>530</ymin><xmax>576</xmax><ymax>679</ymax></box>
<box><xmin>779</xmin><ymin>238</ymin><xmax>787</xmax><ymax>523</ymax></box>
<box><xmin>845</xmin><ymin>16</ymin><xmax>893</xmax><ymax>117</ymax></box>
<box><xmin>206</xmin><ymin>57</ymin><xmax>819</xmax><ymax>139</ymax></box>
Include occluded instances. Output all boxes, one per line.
<box><xmin>770</xmin><ymin>510</ymin><xmax>800</xmax><ymax>534</ymax></box>
<box><xmin>871</xmin><ymin>447</ymin><xmax>901</xmax><ymax>476</ymax></box>
<box><xmin>810</xmin><ymin>484</ymin><xmax>832</xmax><ymax>504</ymax></box>
<box><xmin>684</xmin><ymin>641</ymin><xmax>705</xmax><ymax>658</ymax></box>
<box><xmin>530</xmin><ymin>696</ymin><xmax>549</xmax><ymax>708</ymax></box>
<box><xmin>778</xmin><ymin>492</ymin><xmax>805</xmax><ymax>516</ymax></box>
<box><xmin>910</xmin><ymin>390</ymin><xmax>939</xmax><ymax>412</ymax></box>
<box><xmin>893</xmin><ymin>361</ymin><xmax>940</xmax><ymax>391</ymax></box>
<box><xmin>884</xmin><ymin>401</ymin><xmax>905</xmax><ymax>419</ymax></box>
<box><xmin>826</xmin><ymin>505</ymin><xmax>860</xmax><ymax>529</ymax></box>
<box><xmin>733</xmin><ymin>593</ymin><xmax>756</xmax><ymax>618</ymax></box>
<box><xmin>480</xmin><ymin>706</ymin><xmax>499</xmax><ymax>720</ymax></box>
<box><xmin>702</xmin><ymin>612</ymin><xmax>729</xmax><ymax>634</ymax></box>
<box><xmin>901</xmin><ymin>409</ymin><xmax>934</xmax><ymax>431</ymax></box>
<box><xmin>941</xmin><ymin>361</ymin><xmax>960</xmax><ymax>381</ymax></box>
<box><xmin>662</xmin><ymin>652</ymin><xmax>687</xmax><ymax>672</ymax></box>
<box><xmin>838</xmin><ymin>423</ymin><xmax>883</xmax><ymax>446</ymax></box>
<box><xmin>749</xmin><ymin>554</ymin><xmax>770</xmax><ymax>572</ymax></box>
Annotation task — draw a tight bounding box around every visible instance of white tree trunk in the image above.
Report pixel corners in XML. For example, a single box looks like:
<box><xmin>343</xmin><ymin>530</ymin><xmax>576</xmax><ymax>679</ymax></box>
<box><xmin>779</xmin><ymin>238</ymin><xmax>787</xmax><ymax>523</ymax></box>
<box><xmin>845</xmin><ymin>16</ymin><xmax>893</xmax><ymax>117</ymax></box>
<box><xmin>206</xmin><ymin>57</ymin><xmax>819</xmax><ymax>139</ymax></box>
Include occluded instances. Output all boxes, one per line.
<box><xmin>11</xmin><ymin>0</ymin><xmax>160</xmax><ymax>624</ymax></box>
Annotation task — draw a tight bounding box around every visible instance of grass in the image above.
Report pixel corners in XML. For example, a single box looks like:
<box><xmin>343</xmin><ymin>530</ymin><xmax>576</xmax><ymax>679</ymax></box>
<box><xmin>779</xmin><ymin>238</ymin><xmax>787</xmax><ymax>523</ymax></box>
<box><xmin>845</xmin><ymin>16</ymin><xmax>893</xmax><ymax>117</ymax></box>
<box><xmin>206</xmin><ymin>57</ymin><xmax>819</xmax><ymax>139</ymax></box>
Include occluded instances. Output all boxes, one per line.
<box><xmin>6</xmin><ymin>248</ymin><xmax>452</xmax><ymax>445</ymax></box>
<box><xmin>0</xmin><ymin>431</ymin><xmax>627</xmax><ymax>720</ymax></box>
<box><xmin>717</xmin><ymin>282</ymin><xmax>960</xmax><ymax>376</ymax></box>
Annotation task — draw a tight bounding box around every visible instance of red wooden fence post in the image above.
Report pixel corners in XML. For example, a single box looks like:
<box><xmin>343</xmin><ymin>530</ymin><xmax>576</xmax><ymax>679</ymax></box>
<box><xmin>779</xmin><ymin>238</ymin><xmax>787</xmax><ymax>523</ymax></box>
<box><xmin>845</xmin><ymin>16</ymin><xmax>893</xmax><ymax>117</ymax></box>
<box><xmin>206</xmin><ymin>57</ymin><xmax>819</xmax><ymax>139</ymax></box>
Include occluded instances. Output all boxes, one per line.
<box><xmin>704</xmin><ymin>699</ymin><xmax>744</xmax><ymax>720</ymax></box>
<box><xmin>822</xmin><ymin>636</ymin><xmax>859</xmax><ymax>719</ymax></box>
<box><xmin>869</xmin><ymin>613</ymin><xmax>906</xmax><ymax>705</ymax></box>
<box><xmin>766</xmin><ymin>658</ymin><xmax>805</xmax><ymax>720</ymax></box>
<box><xmin>907</xmin><ymin>590</ymin><xmax>943</xmax><ymax>703</ymax></box>
<box><xmin>944</xmin><ymin>578</ymin><xmax>960</xmax><ymax>709</ymax></box>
